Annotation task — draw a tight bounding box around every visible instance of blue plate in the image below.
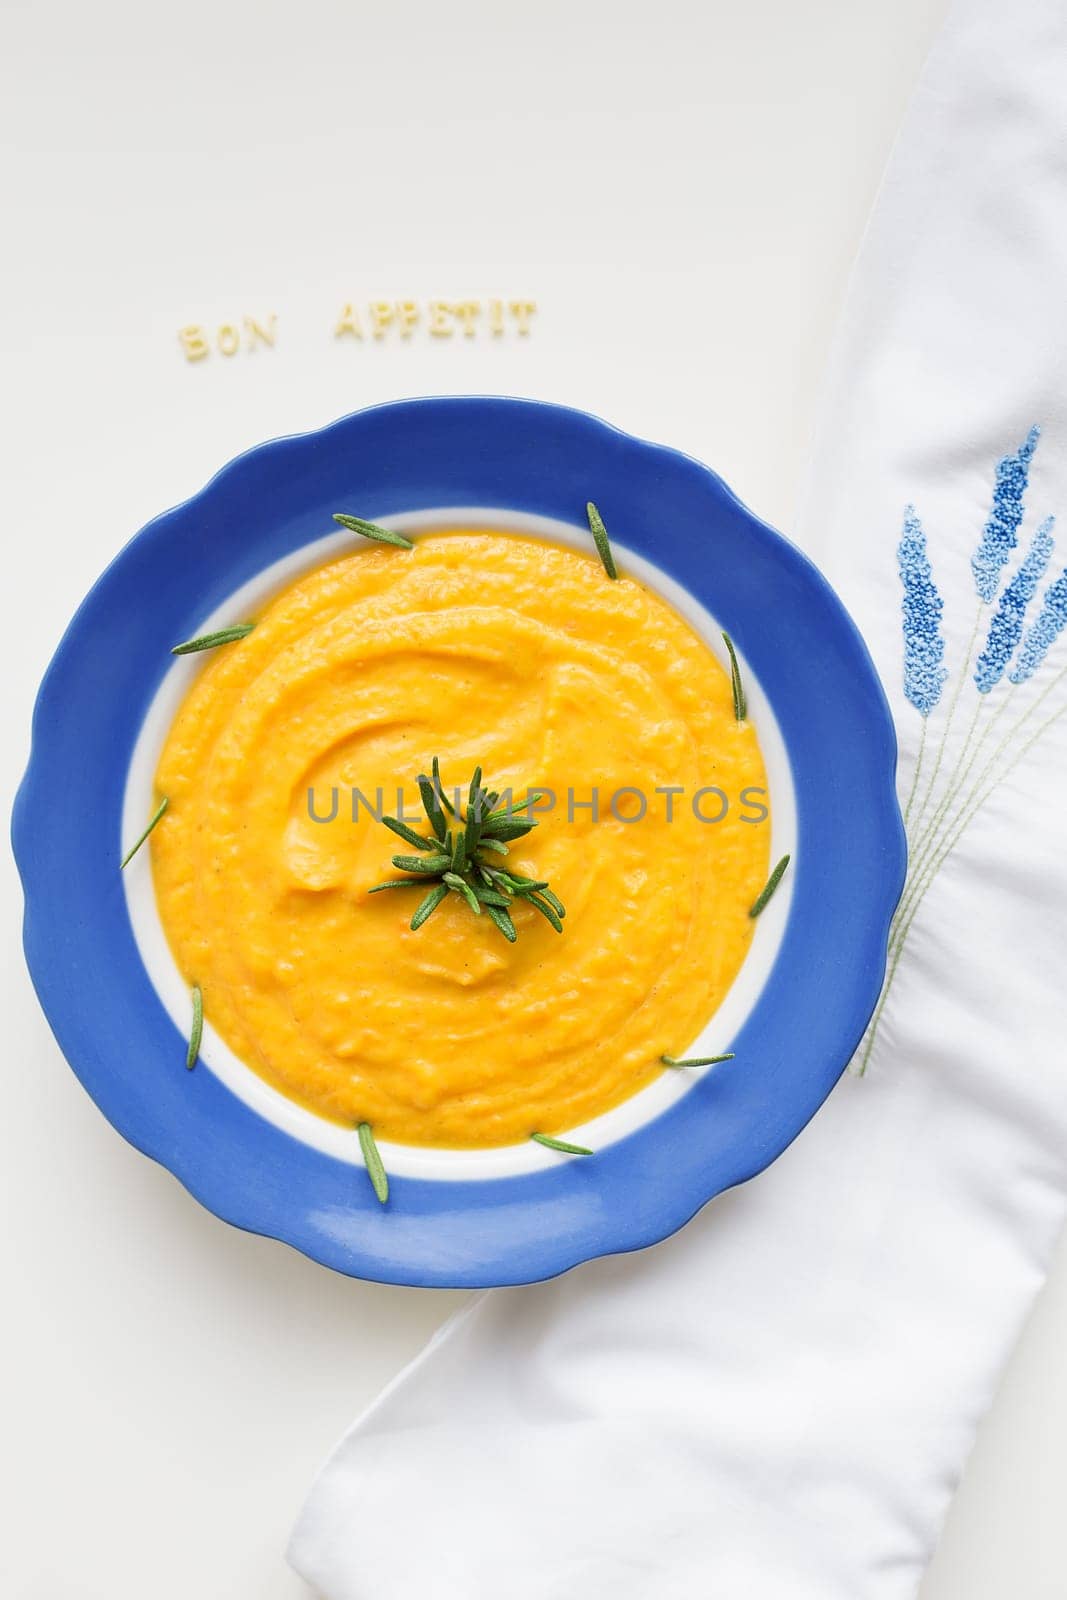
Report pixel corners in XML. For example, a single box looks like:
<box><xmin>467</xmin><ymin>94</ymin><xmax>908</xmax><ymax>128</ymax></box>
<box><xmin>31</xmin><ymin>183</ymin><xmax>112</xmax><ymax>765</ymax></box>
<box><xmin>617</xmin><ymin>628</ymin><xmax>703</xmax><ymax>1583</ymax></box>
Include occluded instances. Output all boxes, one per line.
<box><xmin>13</xmin><ymin>398</ymin><xmax>905</xmax><ymax>1287</ymax></box>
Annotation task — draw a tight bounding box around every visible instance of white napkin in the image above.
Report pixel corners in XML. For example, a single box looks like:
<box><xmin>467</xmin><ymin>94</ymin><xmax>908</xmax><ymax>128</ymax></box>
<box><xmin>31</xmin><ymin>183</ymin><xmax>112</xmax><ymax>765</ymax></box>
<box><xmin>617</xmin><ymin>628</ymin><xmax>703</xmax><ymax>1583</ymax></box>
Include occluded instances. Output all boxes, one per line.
<box><xmin>289</xmin><ymin>0</ymin><xmax>1067</xmax><ymax>1593</ymax></box>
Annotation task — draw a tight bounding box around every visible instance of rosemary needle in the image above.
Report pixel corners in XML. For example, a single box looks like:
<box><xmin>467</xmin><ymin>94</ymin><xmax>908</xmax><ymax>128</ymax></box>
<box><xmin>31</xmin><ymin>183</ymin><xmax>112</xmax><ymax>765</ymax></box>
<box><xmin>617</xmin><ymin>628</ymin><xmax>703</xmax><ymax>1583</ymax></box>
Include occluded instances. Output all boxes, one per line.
<box><xmin>333</xmin><ymin>512</ymin><xmax>413</xmax><ymax>550</ymax></box>
<box><xmin>431</xmin><ymin>755</ymin><xmax>455</xmax><ymax>813</ymax></box>
<box><xmin>531</xmin><ymin>1132</ymin><xmax>594</xmax><ymax>1156</ymax></box>
<box><xmin>722</xmin><ymin>631</ymin><xmax>747</xmax><ymax>723</ymax></box>
<box><xmin>484</xmin><ymin>903</ymin><xmax>517</xmax><ymax>942</ymax></box>
<box><xmin>749</xmin><ymin>854</ymin><xmax>791</xmax><ymax>918</ymax></box>
<box><xmin>417</xmin><ymin>772</ymin><xmax>448</xmax><ymax>841</ymax></box>
<box><xmin>523</xmin><ymin>893</ymin><xmax>563</xmax><ymax>933</ymax></box>
<box><xmin>585</xmin><ymin>501</ymin><xmax>618</xmax><ymax>580</ymax></box>
<box><xmin>381</xmin><ymin>815</ymin><xmax>437</xmax><ymax>851</ymax></box>
<box><xmin>186</xmin><ymin>984</ymin><xmax>203</xmax><ymax>1070</ymax></box>
<box><xmin>661</xmin><ymin>1052</ymin><xmax>735</xmax><ymax>1068</ymax></box>
<box><xmin>443</xmin><ymin>871</ymin><xmax>481</xmax><ymax>914</ymax></box>
<box><xmin>171</xmin><ymin>623</ymin><xmax>255</xmax><ymax>656</ymax></box>
<box><xmin>411</xmin><ymin>883</ymin><xmax>449</xmax><ymax>928</ymax></box>
<box><xmin>358</xmin><ymin>1122</ymin><xmax>390</xmax><ymax>1204</ymax></box>
<box><xmin>120</xmin><ymin>796</ymin><xmax>168</xmax><ymax>869</ymax></box>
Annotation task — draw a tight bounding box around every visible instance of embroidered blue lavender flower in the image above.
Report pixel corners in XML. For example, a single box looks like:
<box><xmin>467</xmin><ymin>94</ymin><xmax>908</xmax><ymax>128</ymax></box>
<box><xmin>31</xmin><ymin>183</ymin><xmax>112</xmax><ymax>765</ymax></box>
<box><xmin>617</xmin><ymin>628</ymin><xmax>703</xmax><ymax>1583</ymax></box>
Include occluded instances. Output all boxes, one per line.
<box><xmin>898</xmin><ymin>506</ymin><xmax>948</xmax><ymax>716</ymax></box>
<box><xmin>971</xmin><ymin>425</ymin><xmax>1040</xmax><ymax>602</ymax></box>
<box><xmin>974</xmin><ymin>515</ymin><xmax>1055</xmax><ymax>693</ymax></box>
<box><xmin>1009</xmin><ymin>564</ymin><xmax>1067</xmax><ymax>684</ymax></box>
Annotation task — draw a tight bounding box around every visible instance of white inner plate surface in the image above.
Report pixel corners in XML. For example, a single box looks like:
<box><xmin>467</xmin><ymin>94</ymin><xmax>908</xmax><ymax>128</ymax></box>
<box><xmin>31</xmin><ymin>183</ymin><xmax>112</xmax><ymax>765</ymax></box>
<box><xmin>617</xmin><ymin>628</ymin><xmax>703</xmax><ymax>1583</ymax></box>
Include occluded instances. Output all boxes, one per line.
<box><xmin>123</xmin><ymin>507</ymin><xmax>797</xmax><ymax>1181</ymax></box>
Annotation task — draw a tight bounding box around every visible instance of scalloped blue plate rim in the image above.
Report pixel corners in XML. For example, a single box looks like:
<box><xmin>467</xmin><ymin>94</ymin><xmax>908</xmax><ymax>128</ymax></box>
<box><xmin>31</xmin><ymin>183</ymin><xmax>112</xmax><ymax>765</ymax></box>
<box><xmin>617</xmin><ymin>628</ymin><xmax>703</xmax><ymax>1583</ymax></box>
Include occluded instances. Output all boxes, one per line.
<box><xmin>12</xmin><ymin>395</ymin><xmax>906</xmax><ymax>1288</ymax></box>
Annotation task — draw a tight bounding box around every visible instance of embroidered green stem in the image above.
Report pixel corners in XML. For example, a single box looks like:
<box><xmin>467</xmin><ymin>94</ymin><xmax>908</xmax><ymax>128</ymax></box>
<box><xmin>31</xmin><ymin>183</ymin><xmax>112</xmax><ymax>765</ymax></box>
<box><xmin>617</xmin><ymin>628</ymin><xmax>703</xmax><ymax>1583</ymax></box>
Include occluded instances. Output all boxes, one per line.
<box><xmin>911</xmin><ymin>600</ymin><xmax>983</xmax><ymax>835</ymax></box>
<box><xmin>530</xmin><ymin>1132</ymin><xmax>593</xmax><ymax>1156</ymax></box>
<box><xmin>931</xmin><ymin>691</ymin><xmax>996</xmax><ymax>826</ymax></box>
<box><xmin>958</xmin><ymin>679</ymin><xmax>1019</xmax><ymax>786</ymax></box>
<box><xmin>898</xmin><ymin>700</ymin><xmax>987</xmax><ymax>919</ymax></box>
<box><xmin>171</xmin><ymin>624</ymin><xmax>255</xmax><ymax>655</ymax></box>
<box><xmin>186</xmin><ymin>984</ymin><xmax>203</xmax><ymax>1070</ymax></box>
<box><xmin>888</xmin><ymin>660</ymin><xmax>1067</xmax><ymax>962</ymax></box>
<box><xmin>910</xmin><ymin>698</ymin><xmax>1067</xmax><ymax>923</ymax></box>
<box><xmin>585</xmin><ymin>501</ymin><xmax>618</xmax><ymax>579</ymax></box>
<box><xmin>907</xmin><ymin>663</ymin><xmax>1062</xmax><ymax>916</ymax></box>
<box><xmin>120</xmin><ymin>797</ymin><xmax>169</xmax><ymax>869</ymax></box>
<box><xmin>858</xmin><ymin>688</ymin><xmax>1067</xmax><ymax>1074</ymax></box>
<box><xmin>722</xmin><ymin>632</ymin><xmax>746</xmax><ymax>723</ymax></box>
<box><xmin>749</xmin><ymin>854</ymin><xmax>790</xmax><ymax>918</ymax></box>
<box><xmin>358</xmin><ymin>1122</ymin><xmax>390</xmax><ymax>1204</ymax></box>
<box><xmin>891</xmin><ymin>665</ymin><xmax>1067</xmax><ymax>951</ymax></box>
<box><xmin>901</xmin><ymin>718</ymin><xmax>928</xmax><ymax>828</ymax></box>
<box><xmin>898</xmin><ymin>685</ymin><xmax>1009</xmax><ymax>930</ymax></box>
<box><xmin>906</xmin><ymin>693</ymin><xmax>988</xmax><ymax>884</ymax></box>
<box><xmin>333</xmin><ymin>513</ymin><xmax>414</xmax><ymax>550</ymax></box>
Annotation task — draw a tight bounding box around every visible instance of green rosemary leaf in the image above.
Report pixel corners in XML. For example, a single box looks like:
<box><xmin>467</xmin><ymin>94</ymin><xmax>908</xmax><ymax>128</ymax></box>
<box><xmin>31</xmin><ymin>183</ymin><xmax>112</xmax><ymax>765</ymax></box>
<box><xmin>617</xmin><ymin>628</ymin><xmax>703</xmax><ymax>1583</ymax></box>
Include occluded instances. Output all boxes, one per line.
<box><xmin>451</xmin><ymin>831</ymin><xmax>468</xmax><ymax>874</ymax></box>
<box><xmin>417</xmin><ymin>773</ymin><xmax>448</xmax><ymax>841</ymax></box>
<box><xmin>171</xmin><ymin>623</ymin><xmax>255</xmax><ymax>656</ymax></box>
<box><xmin>490</xmin><ymin>789</ymin><xmax>545</xmax><ymax>818</ymax></box>
<box><xmin>368</xmin><ymin>879</ymin><xmax>422</xmax><ymax>893</ymax></box>
<box><xmin>476</xmin><ymin>794</ymin><xmax>491</xmax><ymax>825</ymax></box>
<box><xmin>431</xmin><ymin>756</ymin><xmax>455</xmax><ymax>813</ymax></box>
<box><xmin>722</xmin><ymin>631</ymin><xmax>747</xmax><ymax>723</ymax></box>
<box><xmin>391</xmin><ymin>851</ymin><xmax>452</xmax><ymax>874</ymax></box>
<box><xmin>502</xmin><ymin>872</ymin><xmax>548</xmax><ymax>891</ymax></box>
<box><xmin>333</xmin><ymin>512</ymin><xmax>413</xmax><ymax>550</ymax></box>
<box><xmin>480</xmin><ymin>816</ymin><xmax>536</xmax><ymax>842</ymax></box>
<box><xmin>186</xmin><ymin>983</ymin><xmax>203</xmax><ymax>1070</ymax></box>
<box><xmin>463</xmin><ymin>798</ymin><xmax>481</xmax><ymax>856</ymax></box>
<box><xmin>531</xmin><ymin>1132</ymin><xmax>593</xmax><ymax>1156</ymax></box>
<box><xmin>382</xmin><ymin>815</ymin><xmax>436</xmax><ymax>851</ymax></box>
<box><xmin>485</xmin><ymin>903</ymin><xmax>518</xmax><ymax>942</ymax></box>
<box><xmin>443</xmin><ymin>871</ymin><xmax>481</xmax><ymax>915</ymax></box>
<box><xmin>120</xmin><ymin>796</ymin><xmax>169</xmax><ymax>869</ymax></box>
<box><xmin>534</xmin><ymin>885</ymin><xmax>565</xmax><ymax>918</ymax></box>
<box><xmin>477</xmin><ymin>837</ymin><xmax>509</xmax><ymax>856</ymax></box>
<box><xmin>586</xmin><ymin>501</ymin><xmax>618</xmax><ymax>580</ymax></box>
<box><xmin>411</xmin><ymin>883</ymin><xmax>449</xmax><ymax>929</ymax></box>
<box><xmin>357</xmin><ymin>1122</ymin><xmax>390</xmax><ymax>1204</ymax></box>
<box><xmin>521</xmin><ymin>891</ymin><xmax>564</xmax><ymax>933</ymax></box>
<box><xmin>749</xmin><ymin>854</ymin><xmax>791</xmax><ymax>918</ymax></box>
<box><xmin>473</xmin><ymin>887</ymin><xmax>512</xmax><ymax>909</ymax></box>
<box><xmin>661</xmin><ymin>1052</ymin><xmax>735</xmax><ymax>1068</ymax></box>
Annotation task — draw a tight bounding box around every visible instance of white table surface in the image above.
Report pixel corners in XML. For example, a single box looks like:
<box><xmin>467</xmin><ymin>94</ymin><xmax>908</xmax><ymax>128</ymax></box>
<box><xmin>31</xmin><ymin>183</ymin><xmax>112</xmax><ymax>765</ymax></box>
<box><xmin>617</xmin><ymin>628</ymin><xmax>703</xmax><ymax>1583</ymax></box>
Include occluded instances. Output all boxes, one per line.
<box><xmin>3</xmin><ymin>1</ymin><xmax>1062</xmax><ymax>1594</ymax></box>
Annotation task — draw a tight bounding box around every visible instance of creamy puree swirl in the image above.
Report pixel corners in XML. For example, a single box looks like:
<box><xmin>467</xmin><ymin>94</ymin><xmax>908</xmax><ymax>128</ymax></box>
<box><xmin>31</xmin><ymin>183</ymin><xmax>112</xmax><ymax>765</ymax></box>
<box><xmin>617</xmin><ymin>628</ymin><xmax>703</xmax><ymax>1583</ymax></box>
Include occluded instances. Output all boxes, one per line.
<box><xmin>151</xmin><ymin>532</ymin><xmax>770</xmax><ymax>1147</ymax></box>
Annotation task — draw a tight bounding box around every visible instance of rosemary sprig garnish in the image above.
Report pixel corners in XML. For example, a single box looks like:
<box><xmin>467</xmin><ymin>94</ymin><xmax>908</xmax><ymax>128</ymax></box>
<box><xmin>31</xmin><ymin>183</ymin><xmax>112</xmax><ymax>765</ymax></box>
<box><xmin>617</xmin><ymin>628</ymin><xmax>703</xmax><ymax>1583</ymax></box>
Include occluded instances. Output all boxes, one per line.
<box><xmin>333</xmin><ymin>512</ymin><xmax>413</xmax><ymax>550</ymax></box>
<box><xmin>368</xmin><ymin>761</ymin><xmax>564</xmax><ymax>941</ymax></box>
<box><xmin>585</xmin><ymin>501</ymin><xmax>618</xmax><ymax>579</ymax></box>
<box><xmin>530</xmin><ymin>1132</ymin><xmax>593</xmax><ymax>1156</ymax></box>
<box><xmin>749</xmin><ymin>853</ymin><xmax>791</xmax><ymax>918</ymax></box>
<box><xmin>411</xmin><ymin>883</ymin><xmax>449</xmax><ymax>929</ymax></box>
<box><xmin>171</xmin><ymin>623</ymin><xmax>255</xmax><ymax>656</ymax></box>
<box><xmin>722</xmin><ymin>631</ymin><xmax>746</xmax><ymax>722</ymax></box>
<box><xmin>357</xmin><ymin>1122</ymin><xmax>389</xmax><ymax>1204</ymax></box>
<box><xmin>120</xmin><ymin>796</ymin><xmax>169</xmax><ymax>869</ymax></box>
<box><xmin>186</xmin><ymin>984</ymin><xmax>203</xmax><ymax>1070</ymax></box>
<box><xmin>661</xmin><ymin>1052</ymin><xmax>735</xmax><ymax>1068</ymax></box>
